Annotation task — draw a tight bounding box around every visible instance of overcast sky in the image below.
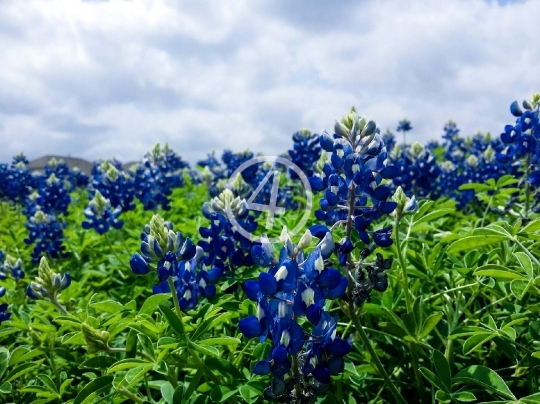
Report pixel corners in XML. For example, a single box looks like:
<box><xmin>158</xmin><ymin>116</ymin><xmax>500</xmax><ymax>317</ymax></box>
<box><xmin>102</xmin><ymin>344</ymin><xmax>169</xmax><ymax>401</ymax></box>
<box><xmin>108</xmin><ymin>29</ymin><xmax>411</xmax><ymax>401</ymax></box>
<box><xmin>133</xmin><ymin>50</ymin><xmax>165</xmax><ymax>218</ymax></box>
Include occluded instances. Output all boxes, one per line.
<box><xmin>1</xmin><ymin>0</ymin><xmax>539</xmax><ymax>165</ymax></box>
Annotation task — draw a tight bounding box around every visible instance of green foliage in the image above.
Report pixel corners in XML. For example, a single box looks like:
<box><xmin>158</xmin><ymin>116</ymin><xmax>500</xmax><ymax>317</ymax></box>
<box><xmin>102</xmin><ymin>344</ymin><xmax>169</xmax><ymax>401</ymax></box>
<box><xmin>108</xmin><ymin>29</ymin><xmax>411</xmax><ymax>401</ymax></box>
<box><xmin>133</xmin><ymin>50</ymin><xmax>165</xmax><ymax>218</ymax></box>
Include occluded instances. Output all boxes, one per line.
<box><xmin>0</xmin><ymin>173</ymin><xmax>540</xmax><ymax>403</ymax></box>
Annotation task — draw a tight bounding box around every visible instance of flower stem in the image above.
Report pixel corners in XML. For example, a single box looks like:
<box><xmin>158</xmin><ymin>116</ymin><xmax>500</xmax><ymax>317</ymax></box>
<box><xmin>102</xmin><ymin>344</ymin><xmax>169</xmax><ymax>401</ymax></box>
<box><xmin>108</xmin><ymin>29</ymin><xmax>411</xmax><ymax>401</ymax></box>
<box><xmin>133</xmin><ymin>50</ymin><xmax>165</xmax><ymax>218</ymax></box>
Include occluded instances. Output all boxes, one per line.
<box><xmin>394</xmin><ymin>217</ymin><xmax>412</xmax><ymax>312</ymax></box>
<box><xmin>348</xmin><ymin>300</ymin><xmax>407</xmax><ymax>404</ymax></box>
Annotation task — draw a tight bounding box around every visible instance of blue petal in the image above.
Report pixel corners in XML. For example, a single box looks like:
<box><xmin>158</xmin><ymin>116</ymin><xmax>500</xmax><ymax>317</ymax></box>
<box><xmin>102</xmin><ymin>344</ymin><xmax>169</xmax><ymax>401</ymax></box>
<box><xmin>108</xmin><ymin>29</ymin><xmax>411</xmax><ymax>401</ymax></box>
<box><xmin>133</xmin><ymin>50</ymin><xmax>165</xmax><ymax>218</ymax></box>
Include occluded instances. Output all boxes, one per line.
<box><xmin>259</xmin><ymin>272</ymin><xmax>278</xmax><ymax>295</ymax></box>
<box><xmin>253</xmin><ymin>360</ymin><xmax>271</xmax><ymax>375</ymax></box>
<box><xmin>130</xmin><ymin>253</ymin><xmax>151</xmax><ymax>275</ymax></box>
<box><xmin>239</xmin><ymin>315</ymin><xmax>263</xmax><ymax>339</ymax></box>
<box><xmin>244</xmin><ymin>280</ymin><xmax>260</xmax><ymax>301</ymax></box>
<box><xmin>327</xmin><ymin>337</ymin><xmax>352</xmax><ymax>356</ymax></box>
<box><xmin>319</xmin><ymin>268</ymin><xmax>341</xmax><ymax>289</ymax></box>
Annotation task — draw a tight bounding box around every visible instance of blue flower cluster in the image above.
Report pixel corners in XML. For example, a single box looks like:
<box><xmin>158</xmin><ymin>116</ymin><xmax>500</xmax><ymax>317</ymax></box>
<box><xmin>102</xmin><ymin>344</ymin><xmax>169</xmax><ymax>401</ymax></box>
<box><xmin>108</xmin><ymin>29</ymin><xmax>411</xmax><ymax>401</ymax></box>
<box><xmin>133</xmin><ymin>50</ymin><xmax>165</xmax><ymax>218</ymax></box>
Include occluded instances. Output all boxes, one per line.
<box><xmin>390</xmin><ymin>142</ymin><xmax>441</xmax><ymax>199</ymax></box>
<box><xmin>90</xmin><ymin>161</ymin><xmax>136</xmax><ymax>212</ymax></box>
<box><xmin>308</xmin><ymin>110</ymin><xmax>398</xmax><ymax>250</ymax></box>
<box><xmin>132</xmin><ymin>144</ymin><xmax>189</xmax><ymax>211</ymax></box>
<box><xmin>25</xmin><ymin>211</ymin><xmax>67</xmax><ymax>264</ymax></box>
<box><xmin>130</xmin><ymin>215</ymin><xmax>218</xmax><ymax>311</ymax></box>
<box><xmin>82</xmin><ymin>190</ymin><xmax>124</xmax><ymax>234</ymax></box>
<box><xmin>494</xmin><ymin>95</ymin><xmax>540</xmax><ymax>213</ymax></box>
<box><xmin>288</xmin><ymin>129</ymin><xmax>322</xmax><ymax>179</ymax></box>
<box><xmin>198</xmin><ymin>183</ymin><xmax>257</xmax><ymax>284</ymax></box>
<box><xmin>26</xmin><ymin>257</ymin><xmax>72</xmax><ymax>303</ymax></box>
<box><xmin>0</xmin><ymin>253</ymin><xmax>25</xmax><ymax>326</ymax></box>
<box><xmin>0</xmin><ymin>155</ymin><xmax>36</xmax><ymax>204</ymax></box>
<box><xmin>239</xmin><ymin>229</ymin><xmax>351</xmax><ymax>399</ymax></box>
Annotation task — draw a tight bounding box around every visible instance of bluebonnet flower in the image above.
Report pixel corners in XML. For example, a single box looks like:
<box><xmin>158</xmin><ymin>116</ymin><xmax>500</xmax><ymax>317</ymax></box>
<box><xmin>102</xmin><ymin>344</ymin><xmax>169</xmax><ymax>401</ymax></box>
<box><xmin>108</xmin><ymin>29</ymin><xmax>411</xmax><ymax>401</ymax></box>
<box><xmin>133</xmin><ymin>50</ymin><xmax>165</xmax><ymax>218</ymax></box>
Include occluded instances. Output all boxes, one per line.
<box><xmin>382</xmin><ymin>129</ymin><xmax>396</xmax><ymax>153</ymax></box>
<box><xmin>222</xmin><ymin>149</ymin><xmax>259</xmax><ymax>184</ymax></box>
<box><xmin>496</xmin><ymin>94</ymin><xmax>540</xmax><ymax>213</ymax></box>
<box><xmin>396</xmin><ymin>118</ymin><xmax>413</xmax><ymax>144</ymax></box>
<box><xmin>91</xmin><ymin>161</ymin><xmax>136</xmax><ymax>212</ymax></box>
<box><xmin>308</xmin><ymin>110</ymin><xmax>398</xmax><ymax>252</ymax></box>
<box><xmin>130</xmin><ymin>214</ymin><xmax>220</xmax><ymax>311</ymax></box>
<box><xmin>0</xmin><ymin>303</ymin><xmax>10</xmax><ymax>326</ymax></box>
<box><xmin>240</xmin><ymin>229</ymin><xmax>350</xmax><ymax>399</ymax></box>
<box><xmin>69</xmin><ymin>167</ymin><xmax>90</xmax><ymax>189</ymax></box>
<box><xmin>198</xmin><ymin>182</ymin><xmax>257</xmax><ymax>287</ymax></box>
<box><xmin>25</xmin><ymin>210</ymin><xmax>67</xmax><ymax>264</ymax></box>
<box><xmin>2</xmin><ymin>255</ymin><xmax>24</xmax><ymax>280</ymax></box>
<box><xmin>26</xmin><ymin>257</ymin><xmax>72</xmax><ymax>313</ymax></box>
<box><xmin>82</xmin><ymin>190</ymin><xmax>123</xmax><ymax>234</ymax></box>
<box><xmin>0</xmin><ymin>158</ymin><xmax>35</xmax><ymax>204</ymax></box>
<box><xmin>33</xmin><ymin>174</ymin><xmax>72</xmax><ymax>216</ymax></box>
<box><xmin>133</xmin><ymin>144</ymin><xmax>190</xmax><ymax>210</ymax></box>
<box><xmin>288</xmin><ymin>129</ymin><xmax>322</xmax><ymax>179</ymax></box>
<box><xmin>391</xmin><ymin>142</ymin><xmax>441</xmax><ymax>198</ymax></box>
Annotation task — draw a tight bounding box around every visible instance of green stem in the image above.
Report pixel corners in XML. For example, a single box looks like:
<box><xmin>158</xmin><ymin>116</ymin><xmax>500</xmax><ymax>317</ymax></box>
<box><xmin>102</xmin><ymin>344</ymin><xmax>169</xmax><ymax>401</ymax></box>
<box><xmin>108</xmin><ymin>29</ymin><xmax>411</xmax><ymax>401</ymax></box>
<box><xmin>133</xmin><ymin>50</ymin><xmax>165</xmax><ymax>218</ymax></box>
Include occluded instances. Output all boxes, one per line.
<box><xmin>188</xmin><ymin>347</ymin><xmax>221</xmax><ymax>385</ymax></box>
<box><xmin>394</xmin><ymin>217</ymin><xmax>412</xmax><ymax>312</ymax></box>
<box><xmin>525</xmin><ymin>153</ymin><xmax>531</xmax><ymax>220</ymax></box>
<box><xmin>51</xmin><ymin>297</ymin><xmax>70</xmax><ymax>316</ymax></box>
<box><xmin>348</xmin><ymin>301</ymin><xmax>407</xmax><ymax>404</ymax></box>
<box><xmin>426</xmin><ymin>284</ymin><xmax>477</xmax><ymax>302</ymax></box>
<box><xmin>119</xmin><ymin>387</ymin><xmax>144</xmax><ymax>403</ymax></box>
<box><xmin>167</xmin><ymin>278</ymin><xmax>184</xmax><ymax>330</ymax></box>
<box><xmin>394</xmin><ymin>216</ymin><xmax>424</xmax><ymax>400</ymax></box>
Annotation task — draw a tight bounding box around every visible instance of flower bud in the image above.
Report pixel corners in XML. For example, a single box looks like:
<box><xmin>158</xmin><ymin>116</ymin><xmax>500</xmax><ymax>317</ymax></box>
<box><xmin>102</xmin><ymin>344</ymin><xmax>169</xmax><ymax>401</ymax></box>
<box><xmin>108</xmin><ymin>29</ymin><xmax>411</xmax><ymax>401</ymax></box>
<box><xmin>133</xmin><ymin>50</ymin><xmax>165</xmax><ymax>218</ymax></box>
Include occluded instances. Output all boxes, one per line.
<box><xmin>82</xmin><ymin>323</ymin><xmax>111</xmax><ymax>353</ymax></box>
<box><xmin>297</xmin><ymin>230</ymin><xmax>313</xmax><ymax>250</ymax></box>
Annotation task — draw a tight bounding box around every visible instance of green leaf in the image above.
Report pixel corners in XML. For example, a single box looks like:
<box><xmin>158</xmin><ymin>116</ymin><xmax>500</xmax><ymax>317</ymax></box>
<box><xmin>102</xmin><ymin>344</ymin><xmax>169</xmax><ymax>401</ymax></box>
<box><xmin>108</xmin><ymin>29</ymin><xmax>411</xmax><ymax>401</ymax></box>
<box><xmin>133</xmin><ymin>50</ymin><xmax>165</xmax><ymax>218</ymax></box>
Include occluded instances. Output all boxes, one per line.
<box><xmin>137</xmin><ymin>334</ymin><xmax>156</xmax><ymax>361</ymax></box>
<box><xmin>189</xmin><ymin>342</ymin><xmax>219</xmax><ymax>358</ymax></box>
<box><xmin>453</xmin><ymin>391</ymin><xmax>476</xmax><ymax>402</ymax></box>
<box><xmin>496</xmin><ymin>175</ymin><xmax>519</xmax><ymax>188</ymax></box>
<box><xmin>459</xmin><ymin>183</ymin><xmax>492</xmax><ymax>192</ymax></box>
<box><xmin>521</xmin><ymin>218</ymin><xmax>540</xmax><ymax>234</ymax></box>
<box><xmin>453</xmin><ymin>365</ymin><xmax>516</xmax><ymax>400</ymax></box>
<box><xmin>510</xmin><ymin>280</ymin><xmax>530</xmax><ymax>300</ymax></box>
<box><xmin>521</xmin><ymin>392</ymin><xmax>540</xmax><ymax>404</ymax></box>
<box><xmin>161</xmin><ymin>382</ymin><xmax>174</xmax><ymax>404</ymax></box>
<box><xmin>447</xmin><ymin>235</ymin><xmax>508</xmax><ymax>253</ymax></box>
<box><xmin>239</xmin><ymin>385</ymin><xmax>260</xmax><ymax>404</ymax></box>
<box><xmin>435</xmin><ymin>390</ymin><xmax>452</xmax><ymax>403</ymax></box>
<box><xmin>514</xmin><ymin>252</ymin><xmax>534</xmax><ymax>278</ymax></box>
<box><xmin>413</xmin><ymin>209</ymin><xmax>453</xmax><ymax>226</ymax></box>
<box><xmin>159</xmin><ymin>304</ymin><xmax>187</xmax><ymax>341</ymax></box>
<box><xmin>124</xmin><ymin>364</ymin><xmax>154</xmax><ymax>387</ymax></box>
<box><xmin>198</xmin><ymin>337</ymin><xmax>241</xmax><ymax>346</ymax></box>
<box><xmin>3</xmin><ymin>361</ymin><xmax>41</xmax><ymax>383</ymax></box>
<box><xmin>37</xmin><ymin>374</ymin><xmax>58</xmax><ymax>393</ymax></box>
<box><xmin>474</xmin><ymin>267</ymin><xmax>527</xmax><ymax>281</ymax></box>
<box><xmin>400</xmin><ymin>312</ymin><xmax>417</xmax><ymax>337</ymax></box>
<box><xmin>107</xmin><ymin>358</ymin><xmax>148</xmax><ymax>373</ymax></box>
<box><xmin>433</xmin><ymin>350</ymin><xmax>452</xmax><ymax>392</ymax></box>
<box><xmin>89</xmin><ymin>300</ymin><xmax>124</xmax><ymax>314</ymax></box>
<box><xmin>139</xmin><ymin>294</ymin><xmax>172</xmax><ymax>315</ymax></box>
<box><xmin>73</xmin><ymin>376</ymin><xmax>114</xmax><ymax>404</ymax></box>
<box><xmin>463</xmin><ymin>333</ymin><xmax>496</xmax><ymax>355</ymax></box>
<box><xmin>420</xmin><ymin>312</ymin><xmax>443</xmax><ymax>339</ymax></box>
<box><xmin>0</xmin><ymin>381</ymin><xmax>12</xmax><ymax>394</ymax></box>
<box><xmin>419</xmin><ymin>367</ymin><xmax>449</xmax><ymax>393</ymax></box>
<box><xmin>0</xmin><ymin>347</ymin><xmax>9</xmax><ymax>380</ymax></box>
<box><xmin>210</xmin><ymin>385</ymin><xmax>238</xmax><ymax>403</ymax></box>
<box><xmin>191</xmin><ymin>312</ymin><xmax>233</xmax><ymax>342</ymax></box>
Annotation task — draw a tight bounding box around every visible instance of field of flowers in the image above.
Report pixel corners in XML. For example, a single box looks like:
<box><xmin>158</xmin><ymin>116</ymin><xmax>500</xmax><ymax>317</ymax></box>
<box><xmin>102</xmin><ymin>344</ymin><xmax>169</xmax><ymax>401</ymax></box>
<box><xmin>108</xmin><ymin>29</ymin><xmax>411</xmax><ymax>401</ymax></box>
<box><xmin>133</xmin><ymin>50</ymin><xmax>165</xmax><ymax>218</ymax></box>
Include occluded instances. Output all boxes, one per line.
<box><xmin>0</xmin><ymin>95</ymin><xmax>540</xmax><ymax>403</ymax></box>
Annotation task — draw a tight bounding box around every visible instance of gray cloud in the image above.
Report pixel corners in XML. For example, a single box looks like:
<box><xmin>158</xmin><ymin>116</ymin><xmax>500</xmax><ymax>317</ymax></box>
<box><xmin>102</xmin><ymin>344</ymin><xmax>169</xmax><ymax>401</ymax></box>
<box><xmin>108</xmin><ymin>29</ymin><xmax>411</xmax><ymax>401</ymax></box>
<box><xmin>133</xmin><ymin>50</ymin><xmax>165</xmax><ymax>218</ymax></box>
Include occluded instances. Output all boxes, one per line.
<box><xmin>0</xmin><ymin>0</ymin><xmax>539</xmax><ymax>166</ymax></box>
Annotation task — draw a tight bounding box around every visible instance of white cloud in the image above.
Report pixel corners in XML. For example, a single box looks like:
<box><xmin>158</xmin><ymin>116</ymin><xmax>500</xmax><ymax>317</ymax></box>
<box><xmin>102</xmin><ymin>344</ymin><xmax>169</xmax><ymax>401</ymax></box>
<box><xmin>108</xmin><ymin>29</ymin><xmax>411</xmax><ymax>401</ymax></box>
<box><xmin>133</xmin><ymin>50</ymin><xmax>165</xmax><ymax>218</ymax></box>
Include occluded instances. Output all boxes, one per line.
<box><xmin>0</xmin><ymin>0</ymin><xmax>539</xmax><ymax>165</ymax></box>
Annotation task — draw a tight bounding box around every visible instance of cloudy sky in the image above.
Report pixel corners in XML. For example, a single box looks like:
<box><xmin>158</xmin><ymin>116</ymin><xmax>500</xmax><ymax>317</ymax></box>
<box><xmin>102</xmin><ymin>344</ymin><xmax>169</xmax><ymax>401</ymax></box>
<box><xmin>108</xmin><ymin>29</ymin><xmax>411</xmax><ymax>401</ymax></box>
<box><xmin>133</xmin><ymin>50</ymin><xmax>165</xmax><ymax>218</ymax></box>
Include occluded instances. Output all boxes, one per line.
<box><xmin>1</xmin><ymin>0</ymin><xmax>539</xmax><ymax>164</ymax></box>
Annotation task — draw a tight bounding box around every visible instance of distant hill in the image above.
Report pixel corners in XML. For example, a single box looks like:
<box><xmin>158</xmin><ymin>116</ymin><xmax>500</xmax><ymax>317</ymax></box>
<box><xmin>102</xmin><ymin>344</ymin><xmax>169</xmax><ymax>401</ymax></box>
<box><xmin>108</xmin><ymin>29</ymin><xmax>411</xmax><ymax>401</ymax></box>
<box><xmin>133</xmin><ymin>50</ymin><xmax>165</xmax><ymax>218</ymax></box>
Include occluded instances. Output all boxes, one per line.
<box><xmin>28</xmin><ymin>155</ymin><xmax>140</xmax><ymax>175</ymax></box>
